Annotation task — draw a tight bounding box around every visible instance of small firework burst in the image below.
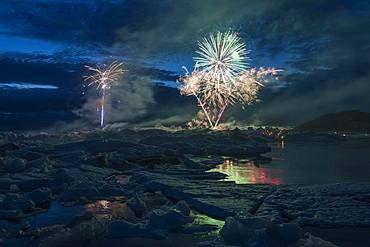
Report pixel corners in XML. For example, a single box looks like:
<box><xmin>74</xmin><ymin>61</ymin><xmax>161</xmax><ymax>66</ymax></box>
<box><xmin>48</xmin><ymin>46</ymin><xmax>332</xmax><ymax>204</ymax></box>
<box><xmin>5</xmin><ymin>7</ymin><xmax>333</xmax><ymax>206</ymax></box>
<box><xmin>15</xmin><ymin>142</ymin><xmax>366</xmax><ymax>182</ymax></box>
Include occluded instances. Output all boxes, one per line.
<box><xmin>83</xmin><ymin>61</ymin><xmax>125</xmax><ymax>127</ymax></box>
<box><xmin>84</xmin><ymin>62</ymin><xmax>125</xmax><ymax>91</ymax></box>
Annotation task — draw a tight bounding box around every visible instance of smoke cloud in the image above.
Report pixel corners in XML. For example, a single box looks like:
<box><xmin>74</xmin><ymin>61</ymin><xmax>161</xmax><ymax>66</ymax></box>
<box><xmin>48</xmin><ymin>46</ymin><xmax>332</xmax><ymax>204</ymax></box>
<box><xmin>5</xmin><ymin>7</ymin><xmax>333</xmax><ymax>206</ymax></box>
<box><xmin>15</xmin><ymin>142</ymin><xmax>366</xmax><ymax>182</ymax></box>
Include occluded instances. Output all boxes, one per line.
<box><xmin>74</xmin><ymin>73</ymin><xmax>155</xmax><ymax>125</ymax></box>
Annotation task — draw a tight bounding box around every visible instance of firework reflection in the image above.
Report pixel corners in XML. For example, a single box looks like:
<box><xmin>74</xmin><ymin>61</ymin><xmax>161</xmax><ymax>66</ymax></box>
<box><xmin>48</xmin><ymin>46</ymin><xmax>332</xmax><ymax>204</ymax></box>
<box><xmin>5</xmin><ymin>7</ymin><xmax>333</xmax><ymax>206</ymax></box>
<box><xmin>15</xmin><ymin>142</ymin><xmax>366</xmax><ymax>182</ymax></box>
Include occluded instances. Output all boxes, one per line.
<box><xmin>209</xmin><ymin>159</ymin><xmax>283</xmax><ymax>185</ymax></box>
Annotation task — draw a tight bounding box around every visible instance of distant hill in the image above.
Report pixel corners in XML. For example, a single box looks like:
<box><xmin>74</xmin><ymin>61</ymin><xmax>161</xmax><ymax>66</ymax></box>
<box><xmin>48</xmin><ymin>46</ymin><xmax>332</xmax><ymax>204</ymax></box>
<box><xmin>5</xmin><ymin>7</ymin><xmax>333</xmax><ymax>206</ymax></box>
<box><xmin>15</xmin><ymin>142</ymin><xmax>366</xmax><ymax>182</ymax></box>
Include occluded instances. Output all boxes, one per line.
<box><xmin>294</xmin><ymin>111</ymin><xmax>370</xmax><ymax>133</ymax></box>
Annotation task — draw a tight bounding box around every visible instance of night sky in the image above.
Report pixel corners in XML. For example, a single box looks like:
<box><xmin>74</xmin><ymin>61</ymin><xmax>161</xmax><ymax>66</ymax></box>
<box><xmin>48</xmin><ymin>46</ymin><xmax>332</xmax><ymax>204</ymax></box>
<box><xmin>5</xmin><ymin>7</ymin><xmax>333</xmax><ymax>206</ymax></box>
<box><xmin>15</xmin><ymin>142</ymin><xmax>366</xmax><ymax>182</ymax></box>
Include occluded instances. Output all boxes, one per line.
<box><xmin>0</xmin><ymin>0</ymin><xmax>369</xmax><ymax>130</ymax></box>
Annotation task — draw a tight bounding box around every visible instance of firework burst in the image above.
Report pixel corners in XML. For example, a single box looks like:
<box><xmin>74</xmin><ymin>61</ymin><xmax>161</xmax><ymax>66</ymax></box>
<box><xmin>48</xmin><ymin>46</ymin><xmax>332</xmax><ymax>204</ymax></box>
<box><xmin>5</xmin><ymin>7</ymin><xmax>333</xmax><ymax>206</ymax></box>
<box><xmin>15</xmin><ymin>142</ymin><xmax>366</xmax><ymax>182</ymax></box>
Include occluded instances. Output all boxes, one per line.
<box><xmin>193</xmin><ymin>31</ymin><xmax>252</xmax><ymax>110</ymax></box>
<box><xmin>194</xmin><ymin>31</ymin><xmax>249</xmax><ymax>83</ymax></box>
<box><xmin>179</xmin><ymin>31</ymin><xmax>282</xmax><ymax>129</ymax></box>
<box><xmin>84</xmin><ymin>61</ymin><xmax>125</xmax><ymax>127</ymax></box>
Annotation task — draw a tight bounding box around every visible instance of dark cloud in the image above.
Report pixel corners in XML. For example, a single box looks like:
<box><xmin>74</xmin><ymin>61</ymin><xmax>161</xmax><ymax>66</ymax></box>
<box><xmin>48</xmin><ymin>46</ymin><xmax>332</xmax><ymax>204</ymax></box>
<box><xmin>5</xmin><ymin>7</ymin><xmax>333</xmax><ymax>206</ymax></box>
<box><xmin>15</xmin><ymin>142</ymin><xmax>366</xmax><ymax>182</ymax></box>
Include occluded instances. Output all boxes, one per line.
<box><xmin>111</xmin><ymin>0</ymin><xmax>370</xmax><ymax>125</ymax></box>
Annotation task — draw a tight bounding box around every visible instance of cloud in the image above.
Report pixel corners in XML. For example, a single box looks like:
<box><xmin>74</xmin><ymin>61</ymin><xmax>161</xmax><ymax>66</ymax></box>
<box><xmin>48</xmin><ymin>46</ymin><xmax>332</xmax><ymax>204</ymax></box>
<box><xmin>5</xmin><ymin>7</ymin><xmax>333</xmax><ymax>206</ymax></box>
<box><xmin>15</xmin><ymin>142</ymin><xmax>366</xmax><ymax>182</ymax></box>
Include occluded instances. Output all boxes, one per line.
<box><xmin>0</xmin><ymin>82</ymin><xmax>58</xmax><ymax>90</ymax></box>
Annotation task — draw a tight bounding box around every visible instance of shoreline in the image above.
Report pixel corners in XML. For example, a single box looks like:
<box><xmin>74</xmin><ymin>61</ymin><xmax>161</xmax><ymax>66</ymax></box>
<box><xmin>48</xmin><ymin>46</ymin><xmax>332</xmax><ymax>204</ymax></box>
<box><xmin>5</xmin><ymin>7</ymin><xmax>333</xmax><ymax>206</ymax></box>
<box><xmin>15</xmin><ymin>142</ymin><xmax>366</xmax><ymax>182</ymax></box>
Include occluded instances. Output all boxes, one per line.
<box><xmin>0</xmin><ymin>128</ymin><xmax>369</xmax><ymax>246</ymax></box>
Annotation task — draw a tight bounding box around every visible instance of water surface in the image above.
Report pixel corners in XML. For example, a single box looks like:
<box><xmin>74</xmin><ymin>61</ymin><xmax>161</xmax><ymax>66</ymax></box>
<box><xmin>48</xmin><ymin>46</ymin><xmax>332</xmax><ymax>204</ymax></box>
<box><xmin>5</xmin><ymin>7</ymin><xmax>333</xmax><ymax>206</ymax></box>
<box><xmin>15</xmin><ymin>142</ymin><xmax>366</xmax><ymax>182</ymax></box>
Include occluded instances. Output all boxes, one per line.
<box><xmin>209</xmin><ymin>139</ymin><xmax>370</xmax><ymax>184</ymax></box>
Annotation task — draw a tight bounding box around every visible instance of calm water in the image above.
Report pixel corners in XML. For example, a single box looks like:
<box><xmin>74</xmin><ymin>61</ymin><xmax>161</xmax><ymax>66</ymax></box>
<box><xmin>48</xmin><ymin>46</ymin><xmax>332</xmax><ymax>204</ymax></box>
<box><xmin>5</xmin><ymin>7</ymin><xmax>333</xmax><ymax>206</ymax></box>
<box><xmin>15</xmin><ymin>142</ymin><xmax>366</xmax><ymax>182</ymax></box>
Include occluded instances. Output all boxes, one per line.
<box><xmin>209</xmin><ymin>139</ymin><xmax>370</xmax><ymax>185</ymax></box>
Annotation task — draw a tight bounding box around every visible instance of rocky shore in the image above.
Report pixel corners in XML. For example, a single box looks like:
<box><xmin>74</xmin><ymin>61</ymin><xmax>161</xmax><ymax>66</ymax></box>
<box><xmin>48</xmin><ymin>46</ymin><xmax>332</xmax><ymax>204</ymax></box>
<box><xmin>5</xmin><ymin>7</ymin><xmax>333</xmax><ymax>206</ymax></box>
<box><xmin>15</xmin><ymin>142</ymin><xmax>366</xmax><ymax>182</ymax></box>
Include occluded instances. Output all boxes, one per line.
<box><xmin>0</xmin><ymin>128</ymin><xmax>368</xmax><ymax>246</ymax></box>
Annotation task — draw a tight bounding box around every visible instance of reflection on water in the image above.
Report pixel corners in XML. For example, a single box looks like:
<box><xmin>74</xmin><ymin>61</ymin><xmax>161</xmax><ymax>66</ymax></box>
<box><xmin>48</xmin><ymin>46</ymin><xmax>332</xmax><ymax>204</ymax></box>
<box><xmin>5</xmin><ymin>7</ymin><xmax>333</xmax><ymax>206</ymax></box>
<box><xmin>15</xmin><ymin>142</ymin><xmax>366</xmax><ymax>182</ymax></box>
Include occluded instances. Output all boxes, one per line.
<box><xmin>85</xmin><ymin>199</ymin><xmax>136</xmax><ymax>221</ymax></box>
<box><xmin>191</xmin><ymin>212</ymin><xmax>225</xmax><ymax>234</ymax></box>
<box><xmin>277</xmin><ymin>140</ymin><xmax>285</xmax><ymax>150</ymax></box>
<box><xmin>0</xmin><ymin>202</ymin><xmax>85</xmax><ymax>233</ymax></box>
<box><xmin>209</xmin><ymin>139</ymin><xmax>370</xmax><ymax>185</ymax></box>
<box><xmin>208</xmin><ymin>159</ymin><xmax>283</xmax><ymax>185</ymax></box>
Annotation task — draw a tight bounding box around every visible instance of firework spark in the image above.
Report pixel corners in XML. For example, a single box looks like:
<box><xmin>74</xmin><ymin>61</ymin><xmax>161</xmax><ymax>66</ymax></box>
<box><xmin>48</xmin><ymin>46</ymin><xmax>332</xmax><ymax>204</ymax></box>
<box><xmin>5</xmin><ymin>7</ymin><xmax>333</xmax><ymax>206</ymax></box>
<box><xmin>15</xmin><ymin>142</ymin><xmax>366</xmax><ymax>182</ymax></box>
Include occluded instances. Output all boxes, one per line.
<box><xmin>84</xmin><ymin>61</ymin><xmax>125</xmax><ymax>127</ymax></box>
